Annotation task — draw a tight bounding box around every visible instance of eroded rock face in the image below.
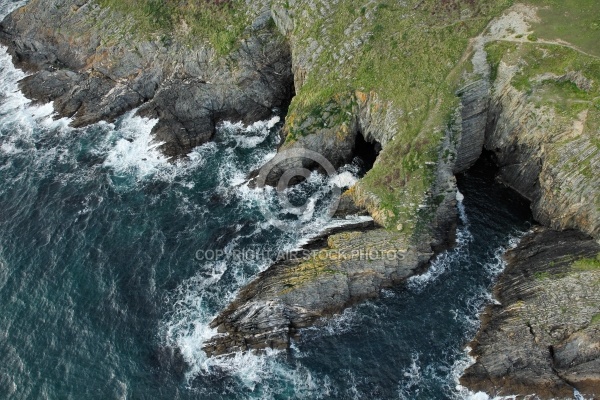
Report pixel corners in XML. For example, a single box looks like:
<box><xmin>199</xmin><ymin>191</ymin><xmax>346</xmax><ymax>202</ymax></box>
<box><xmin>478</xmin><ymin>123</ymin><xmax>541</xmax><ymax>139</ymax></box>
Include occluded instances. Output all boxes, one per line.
<box><xmin>205</xmin><ymin>86</ymin><xmax>467</xmax><ymax>356</ymax></box>
<box><xmin>461</xmin><ymin>227</ymin><xmax>600</xmax><ymax>399</ymax></box>
<box><xmin>453</xmin><ymin>80</ymin><xmax>490</xmax><ymax>174</ymax></box>
<box><xmin>203</xmin><ymin>225</ymin><xmax>432</xmax><ymax>357</ymax></box>
<box><xmin>484</xmin><ymin>61</ymin><xmax>600</xmax><ymax>239</ymax></box>
<box><xmin>0</xmin><ymin>1</ymin><xmax>294</xmax><ymax>157</ymax></box>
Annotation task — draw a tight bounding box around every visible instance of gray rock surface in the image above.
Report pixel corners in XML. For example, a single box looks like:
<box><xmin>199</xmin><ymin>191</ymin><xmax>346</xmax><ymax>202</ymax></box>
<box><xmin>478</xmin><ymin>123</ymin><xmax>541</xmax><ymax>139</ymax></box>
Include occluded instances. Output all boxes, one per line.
<box><xmin>0</xmin><ymin>1</ymin><xmax>294</xmax><ymax>157</ymax></box>
<box><xmin>206</xmin><ymin>87</ymin><xmax>464</xmax><ymax>357</ymax></box>
<box><xmin>453</xmin><ymin>79</ymin><xmax>490</xmax><ymax>174</ymax></box>
<box><xmin>203</xmin><ymin>227</ymin><xmax>431</xmax><ymax>357</ymax></box>
<box><xmin>484</xmin><ymin>61</ymin><xmax>599</xmax><ymax>239</ymax></box>
<box><xmin>461</xmin><ymin>227</ymin><xmax>600</xmax><ymax>399</ymax></box>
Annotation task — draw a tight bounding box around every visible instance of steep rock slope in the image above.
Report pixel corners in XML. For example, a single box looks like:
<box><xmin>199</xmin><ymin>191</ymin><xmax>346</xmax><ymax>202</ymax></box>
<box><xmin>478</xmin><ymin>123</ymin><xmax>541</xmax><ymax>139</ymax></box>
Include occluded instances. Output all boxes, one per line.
<box><xmin>0</xmin><ymin>0</ymin><xmax>294</xmax><ymax>157</ymax></box>
<box><xmin>484</xmin><ymin>39</ymin><xmax>600</xmax><ymax>239</ymax></box>
<box><xmin>458</xmin><ymin>3</ymin><xmax>600</xmax><ymax>398</ymax></box>
<box><xmin>203</xmin><ymin>225</ymin><xmax>431</xmax><ymax>357</ymax></box>
<box><xmin>1</xmin><ymin>2</ymin><xmax>599</xmax><ymax>393</ymax></box>
<box><xmin>461</xmin><ymin>227</ymin><xmax>600</xmax><ymax>399</ymax></box>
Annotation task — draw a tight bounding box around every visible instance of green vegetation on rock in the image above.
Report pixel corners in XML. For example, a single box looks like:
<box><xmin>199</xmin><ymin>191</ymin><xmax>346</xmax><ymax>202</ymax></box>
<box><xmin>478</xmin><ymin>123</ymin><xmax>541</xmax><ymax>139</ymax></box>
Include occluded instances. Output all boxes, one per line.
<box><xmin>484</xmin><ymin>5</ymin><xmax>600</xmax><ymax>238</ymax></box>
<box><xmin>96</xmin><ymin>0</ymin><xmax>250</xmax><ymax>54</ymax></box>
<box><xmin>525</xmin><ymin>0</ymin><xmax>600</xmax><ymax>57</ymax></box>
<box><xmin>281</xmin><ymin>0</ymin><xmax>513</xmax><ymax>234</ymax></box>
<box><xmin>572</xmin><ymin>254</ymin><xmax>600</xmax><ymax>272</ymax></box>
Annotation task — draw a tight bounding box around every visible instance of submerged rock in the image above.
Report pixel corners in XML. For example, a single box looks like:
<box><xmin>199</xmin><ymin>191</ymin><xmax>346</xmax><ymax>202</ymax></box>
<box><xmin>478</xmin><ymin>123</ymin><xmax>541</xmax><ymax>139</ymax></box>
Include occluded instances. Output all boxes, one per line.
<box><xmin>461</xmin><ymin>227</ymin><xmax>600</xmax><ymax>399</ymax></box>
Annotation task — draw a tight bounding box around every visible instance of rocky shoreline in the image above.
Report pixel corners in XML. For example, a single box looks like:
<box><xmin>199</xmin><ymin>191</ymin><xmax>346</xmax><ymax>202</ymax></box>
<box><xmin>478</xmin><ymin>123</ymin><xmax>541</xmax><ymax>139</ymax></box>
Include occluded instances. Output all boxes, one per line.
<box><xmin>203</xmin><ymin>223</ymin><xmax>432</xmax><ymax>357</ymax></box>
<box><xmin>0</xmin><ymin>1</ymin><xmax>598</xmax><ymax>398</ymax></box>
<box><xmin>0</xmin><ymin>0</ymin><xmax>294</xmax><ymax>158</ymax></box>
<box><xmin>461</xmin><ymin>227</ymin><xmax>600</xmax><ymax>399</ymax></box>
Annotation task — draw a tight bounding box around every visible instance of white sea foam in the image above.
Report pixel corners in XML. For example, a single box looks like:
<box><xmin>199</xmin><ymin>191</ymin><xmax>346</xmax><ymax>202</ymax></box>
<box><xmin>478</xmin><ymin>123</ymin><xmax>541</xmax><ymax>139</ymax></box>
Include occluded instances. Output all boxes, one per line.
<box><xmin>398</xmin><ymin>352</ymin><xmax>423</xmax><ymax>400</ymax></box>
<box><xmin>301</xmin><ymin>307</ymin><xmax>360</xmax><ymax>340</ymax></box>
<box><xmin>101</xmin><ymin>113</ymin><xmax>166</xmax><ymax>178</ymax></box>
<box><xmin>456</xmin><ymin>189</ymin><xmax>469</xmax><ymax>225</ymax></box>
<box><xmin>407</xmin><ymin>189</ymin><xmax>473</xmax><ymax>292</ymax></box>
<box><xmin>447</xmin><ymin>230</ymin><xmax>569</xmax><ymax>400</ymax></box>
<box><xmin>160</xmin><ymin>138</ymin><xmax>369</xmax><ymax>393</ymax></box>
<box><xmin>220</xmin><ymin>116</ymin><xmax>280</xmax><ymax>149</ymax></box>
<box><xmin>0</xmin><ymin>44</ymin><xmax>72</xmax><ymax>157</ymax></box>
<box><xmin>332</xmin><ymin>170</ymin><xmax>358</xmax><ymax>188</ymax></box>
<box><xmin>407</xmin><ymin>224</ymin><xmax>473</xmax><ymax>292</ymax></box>
<box><xmin>163</xmin><ymin>258</ymin><xmax>336</xmax><ymax>397</ymax></box>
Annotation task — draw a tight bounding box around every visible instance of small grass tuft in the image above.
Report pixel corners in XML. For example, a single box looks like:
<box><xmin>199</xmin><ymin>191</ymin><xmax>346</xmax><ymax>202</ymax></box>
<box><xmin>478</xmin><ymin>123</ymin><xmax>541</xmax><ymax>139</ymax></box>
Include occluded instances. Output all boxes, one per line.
<box><xmin>572</xmin><ymin>254</ymin><xmax>600</xmax><ymax>272</ymax></box>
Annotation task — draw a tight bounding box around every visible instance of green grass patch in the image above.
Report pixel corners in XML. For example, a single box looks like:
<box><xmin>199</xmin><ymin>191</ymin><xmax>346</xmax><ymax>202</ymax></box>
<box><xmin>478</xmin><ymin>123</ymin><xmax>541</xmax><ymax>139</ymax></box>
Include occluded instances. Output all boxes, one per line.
<box><xmin>95</xmin><ymin>0</ymin><xmax>251</xmax><ymax>54</ymax></box>
<box><xmin>525</xmin><ymin>0</ymin><xmax>600</xmax><ymax>57</ymax></box>
<box><xmin>572</xmin><ymin>254</ymin><xmax>600</xmax><ymax>272</ymax></box>
<box><xmin>486</xmin><ymin>41</ymin><xmax>600</xmax><ymax>122</ymax></box>
<box><xmin>486</xmin><ymin>40</ymin><xmax>600</xmax><ymax>196</ymax></box>
<box><xmin>592</xmin><ymin>313</ymin><xmax>600</xmax><ymax>325</ymax></box>
<box><xmin>534</xmin><ymin>271</ymin><xmax>551</xmax><ymax>280</ymax></box>
<box><xmin>282</xmin><ymin>0</ymin><xmax>513</xmax><ymax>234</ymax></box>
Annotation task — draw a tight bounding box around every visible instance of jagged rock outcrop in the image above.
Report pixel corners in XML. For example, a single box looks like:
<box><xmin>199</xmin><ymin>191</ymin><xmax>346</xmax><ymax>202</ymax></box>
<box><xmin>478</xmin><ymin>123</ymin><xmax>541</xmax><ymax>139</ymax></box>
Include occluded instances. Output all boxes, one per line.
<box><xmin>205</xmin><ymin>92</ymin><xmax>462</xmax><ymax>355</ymax></box>
<box><xmin>443</xmin><ymin>49</ymin><xmax>600</xmax><ymax>242</ymax></box>
<box><xmin>0</xmin><ymin>0</ymin><xmax>294</xmax><ymax>157</ymax></box>
<box><xmin>3</xmin><ymin>4</ymin><xmax>599</xmax><ymax>391</ymax></box>
<box><xmin>461</xmin><ymin>227</ymin><xmax>600</xmax><ymax>399</ymax></box>
<box><xmin>203</xmin><ymin>223</ymin><xmax>433</xmax><ymax>357</ymax></box>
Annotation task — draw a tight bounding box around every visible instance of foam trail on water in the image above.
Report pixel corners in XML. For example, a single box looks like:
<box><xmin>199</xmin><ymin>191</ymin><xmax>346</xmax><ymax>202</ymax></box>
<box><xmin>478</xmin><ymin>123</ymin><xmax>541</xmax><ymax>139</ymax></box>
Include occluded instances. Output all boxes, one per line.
<box><xmin>0</xmin><ymin>43</ymin><xmax>72</xmax><ymax>154</ymax></box>
<box><xmin>456</xmin><ymin>189</ymin><xmax>468</xmax><ymax>225</ymax></box>
<box><xmin>449</xmin><ymin>231</ymin><xmax>546</xmax><ymax>400</ymax></box>
<box><xmin>220</xmin><ymin>116</ymin><xmax>280</xmax><ymax>149</ymax></box>
<box><xmin>408</xmin><ymin>190</ymin><xmax>473</xmax><ymax>292</ymax></box>
<box><xmin>398</xmin><ymin>352</ymin><xmax>423</xmax><ymax>400</ymax></box>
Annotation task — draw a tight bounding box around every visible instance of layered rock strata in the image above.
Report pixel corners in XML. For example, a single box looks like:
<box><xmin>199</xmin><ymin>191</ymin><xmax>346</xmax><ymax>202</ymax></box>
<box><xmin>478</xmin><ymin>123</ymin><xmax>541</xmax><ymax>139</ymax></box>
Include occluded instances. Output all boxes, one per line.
<box><xmin>0</xmin><ymin>1</ymin><xmax>294</xmax><ymax>157</ymax></box>
<box><xmin>461</xmin><ymin>227</ymin><xmax>600</xmax><ymax>399</ymax></box>
<box><xmin>203</xmin><ymin>226</ymin><xmax>432</xmax><ymax>357</ymax></box>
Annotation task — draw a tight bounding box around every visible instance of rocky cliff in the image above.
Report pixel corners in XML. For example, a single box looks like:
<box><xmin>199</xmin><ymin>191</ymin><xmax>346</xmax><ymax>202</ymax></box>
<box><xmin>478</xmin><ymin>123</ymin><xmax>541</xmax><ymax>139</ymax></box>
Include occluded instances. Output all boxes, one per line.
<box><xmin>461</xmin><ymin>227</ymin><xmax>600</xmax><ymax>399</ymax></box>
<box><xmin>0</xmin><ymin>0</ymin><xmax>504</xmax><ymax>354</ymax></box>
<box><xmin>484</xmin><ymin>44</ymin><xmax>600</xmax><ymax>239</ymax></box>
<box><xmin>0</xmin><ymin>0</ymin><xmax>294</xmax><ymax>157</ymax></box>
<box><xmin>456</xmin><ymin>4</ymin><xmax>600</xmax><ymax>397</ymax></box>
<box><xmin>1</xmin><ymin>1</ymin><xmax>599</xmax><ymax>396</ymax></box>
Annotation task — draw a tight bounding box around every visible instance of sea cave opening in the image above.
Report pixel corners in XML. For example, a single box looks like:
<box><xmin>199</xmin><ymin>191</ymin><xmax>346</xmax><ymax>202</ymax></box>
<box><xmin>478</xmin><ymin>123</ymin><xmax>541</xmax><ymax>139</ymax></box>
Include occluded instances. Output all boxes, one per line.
<box><xmin>353</xmin><ymin>131</ymin><xmax>381</xmax><ymax>176</ymax></box>
<box><xmin>456</xmin><ymin>149</ymin><xmax>533</xmax><ymax>225</ymax></box>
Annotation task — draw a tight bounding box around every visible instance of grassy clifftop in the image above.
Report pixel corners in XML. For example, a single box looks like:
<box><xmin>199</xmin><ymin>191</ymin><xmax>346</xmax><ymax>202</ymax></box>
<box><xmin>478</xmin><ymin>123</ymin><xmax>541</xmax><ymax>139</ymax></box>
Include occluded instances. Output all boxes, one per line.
<box><xmin>92</xmin><ymin>0</ymin><xmax>599</xmax><ymax>238</ymax></box>
<box><xmin>279</xmin><ymin>0</ymin><xmax>513</xmax><ymax>233</ymax></box>
<box><xmin>96</xmin><ymin>0</ymin><xmax>516</xmax><ymax>236</ymax></box>
<box><xmin>483</xmin><ymin>0</ymin><xmax>600</xmax><ymax>237</ymax></box>
<box><xmin>95</xmin><ymin>0</ymin><xmax>251</xmax><ymax>54</ymax></box>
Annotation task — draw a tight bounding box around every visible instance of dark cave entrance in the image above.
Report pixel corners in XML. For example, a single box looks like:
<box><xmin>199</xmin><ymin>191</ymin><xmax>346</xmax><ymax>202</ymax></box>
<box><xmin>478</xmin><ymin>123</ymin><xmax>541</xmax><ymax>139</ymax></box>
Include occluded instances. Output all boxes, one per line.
<box><xmin>353</xmin><ymin>131</ymin><xmax>381</xmax><ymax>176</ymax></box>
<box><xmin>456</xmin><ymin>150</ymin><xmax>533</xmax><ymax>224</ymax></box>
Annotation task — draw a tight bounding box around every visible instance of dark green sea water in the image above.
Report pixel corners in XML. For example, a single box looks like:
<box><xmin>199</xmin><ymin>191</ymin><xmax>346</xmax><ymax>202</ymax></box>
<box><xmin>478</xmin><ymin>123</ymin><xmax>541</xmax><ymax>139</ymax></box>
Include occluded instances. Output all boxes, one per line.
<box><xmin>0</xmin><ymin>2</ymin><xmax>540</xmax><ymax>398</ymax></box>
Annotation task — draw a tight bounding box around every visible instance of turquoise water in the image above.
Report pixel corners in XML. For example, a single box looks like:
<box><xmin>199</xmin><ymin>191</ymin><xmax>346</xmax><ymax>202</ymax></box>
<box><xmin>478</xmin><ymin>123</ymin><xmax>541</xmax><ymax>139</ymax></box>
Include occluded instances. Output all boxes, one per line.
<box><xmin>0</xmin><ymin>2</ymin><xmax>534</xmax><ymax>398</ymax></box>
